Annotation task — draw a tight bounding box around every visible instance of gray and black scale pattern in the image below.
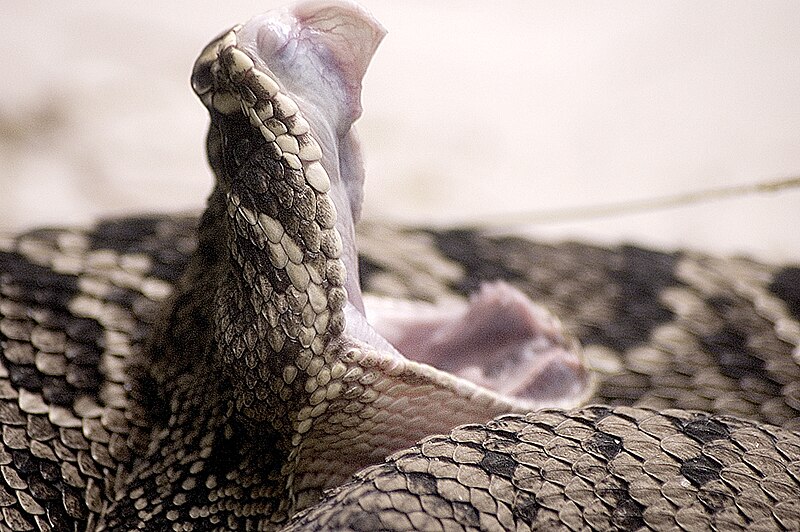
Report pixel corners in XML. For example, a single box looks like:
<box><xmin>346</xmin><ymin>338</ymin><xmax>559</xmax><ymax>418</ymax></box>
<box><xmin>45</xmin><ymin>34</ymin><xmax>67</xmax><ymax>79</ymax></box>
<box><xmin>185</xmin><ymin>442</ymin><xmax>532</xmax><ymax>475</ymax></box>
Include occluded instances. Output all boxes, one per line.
<box><xmin>0</xmin><ymin>216</ymin><xmax>799</xmax><ymax>530</ymax></box>
<box><xmin>283</xmin><ymin>406</ymin><xmax>800</xmax><ymax>531</ymax></box>
<box><xmin>0</xmin><ymin>216</ymin><xmax>194</xmax><ymax>530</ymax></box>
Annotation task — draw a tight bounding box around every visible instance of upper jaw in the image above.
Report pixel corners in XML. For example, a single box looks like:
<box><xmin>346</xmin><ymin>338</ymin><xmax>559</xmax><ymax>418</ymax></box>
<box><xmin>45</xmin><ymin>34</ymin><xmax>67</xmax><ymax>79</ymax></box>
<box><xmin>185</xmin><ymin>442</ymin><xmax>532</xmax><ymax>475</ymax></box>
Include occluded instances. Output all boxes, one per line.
<box><xmin>191</xmin><ymin>0</ymin><xmax>385</xmax><ymax>133</ymax></box>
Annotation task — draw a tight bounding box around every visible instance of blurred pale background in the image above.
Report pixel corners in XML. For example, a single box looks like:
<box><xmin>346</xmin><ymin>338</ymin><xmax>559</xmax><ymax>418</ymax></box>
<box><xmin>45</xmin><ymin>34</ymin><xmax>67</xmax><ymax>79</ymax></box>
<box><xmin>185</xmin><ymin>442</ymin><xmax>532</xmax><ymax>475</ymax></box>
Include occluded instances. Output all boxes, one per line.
<box><xmin>2</xmin><ymin>1</ymin><xmax>799</xmax><ymax>261</ymax></box>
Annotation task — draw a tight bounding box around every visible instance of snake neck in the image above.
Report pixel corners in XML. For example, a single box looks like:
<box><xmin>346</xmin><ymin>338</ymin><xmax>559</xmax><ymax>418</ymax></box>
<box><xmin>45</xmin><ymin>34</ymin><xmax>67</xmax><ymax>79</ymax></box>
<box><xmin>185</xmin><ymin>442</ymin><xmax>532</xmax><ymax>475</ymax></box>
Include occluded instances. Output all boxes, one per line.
<box><xmin>130</xmin><ymin>7</ymin><xmax>383</xmax><ymax>509</ymax></box>
<box><xmin>210</xmin><ymin>177</ymin><xmax>347</xmax><ymax>428</ymax></box>
<box><xmin>183</xmin><ymin>3</ymin><xmax>384</xmax><ymax>442</ymax></box>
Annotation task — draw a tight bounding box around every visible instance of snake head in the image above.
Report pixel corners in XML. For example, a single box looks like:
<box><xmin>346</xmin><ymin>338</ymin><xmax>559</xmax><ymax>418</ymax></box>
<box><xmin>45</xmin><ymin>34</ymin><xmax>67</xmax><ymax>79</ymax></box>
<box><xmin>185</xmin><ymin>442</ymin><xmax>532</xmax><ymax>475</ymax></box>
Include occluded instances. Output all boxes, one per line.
<box><xmin>191</xmin><ymin>0</ymin><xmax>383</xmax><ymax>308</ymax></box>
<box><xmin>192</xmin><ymin>0</ymin><xmax>385</xmax><ymax>131</ymax></box>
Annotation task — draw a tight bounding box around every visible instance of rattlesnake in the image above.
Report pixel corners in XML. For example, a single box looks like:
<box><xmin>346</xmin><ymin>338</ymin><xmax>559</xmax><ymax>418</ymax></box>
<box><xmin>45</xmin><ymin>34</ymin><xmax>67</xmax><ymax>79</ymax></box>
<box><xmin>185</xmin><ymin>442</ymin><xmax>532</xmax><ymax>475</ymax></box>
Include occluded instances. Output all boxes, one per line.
<box><xmin>1</xmin><ymin>1</ymin><xmax>799</xmax><ymax>530</ymax></box>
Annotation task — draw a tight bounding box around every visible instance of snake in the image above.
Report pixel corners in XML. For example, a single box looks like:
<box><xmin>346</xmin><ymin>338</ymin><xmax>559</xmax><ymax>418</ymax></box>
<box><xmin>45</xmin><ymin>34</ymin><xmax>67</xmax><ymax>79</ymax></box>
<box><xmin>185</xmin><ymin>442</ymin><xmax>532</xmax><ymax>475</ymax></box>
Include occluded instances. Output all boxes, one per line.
<box><xmin>0</xmin><ymin>1</ymin><xmax>799</xmax><ymax>530</ymax></box>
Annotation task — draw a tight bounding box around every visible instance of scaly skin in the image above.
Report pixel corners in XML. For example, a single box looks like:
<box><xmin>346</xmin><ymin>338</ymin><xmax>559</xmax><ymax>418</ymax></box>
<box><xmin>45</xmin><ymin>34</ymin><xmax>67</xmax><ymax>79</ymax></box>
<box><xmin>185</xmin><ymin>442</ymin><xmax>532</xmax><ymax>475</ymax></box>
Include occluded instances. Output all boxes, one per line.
<box><xmin>0</xmin><ymin>1</ymin><xmax>797</xmax><ymax>531</ymax></box>
<box><xmin>1</xmin><ymin>216</ymin><xmax>798</xmax><ymax>530</ymax></box>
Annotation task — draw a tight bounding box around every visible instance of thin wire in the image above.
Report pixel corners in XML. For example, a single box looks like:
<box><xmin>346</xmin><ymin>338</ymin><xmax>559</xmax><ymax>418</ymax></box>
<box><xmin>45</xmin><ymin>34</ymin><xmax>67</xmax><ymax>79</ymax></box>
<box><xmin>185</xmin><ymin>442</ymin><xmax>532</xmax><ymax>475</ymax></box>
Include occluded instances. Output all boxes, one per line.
<box><xmin>450</xmin><ymin>175</ymin><xmax>800</xmax><ymax>230</ymax></box>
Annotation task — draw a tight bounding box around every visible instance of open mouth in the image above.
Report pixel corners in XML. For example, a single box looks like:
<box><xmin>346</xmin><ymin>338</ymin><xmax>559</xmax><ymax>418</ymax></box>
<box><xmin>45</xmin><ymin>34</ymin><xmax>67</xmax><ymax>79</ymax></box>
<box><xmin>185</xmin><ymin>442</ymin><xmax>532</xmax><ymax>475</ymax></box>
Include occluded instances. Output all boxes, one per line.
<box><xmin>364</xmin><ymin>281</ymin><xmax>591</xmax><ymax>408</ymax></box>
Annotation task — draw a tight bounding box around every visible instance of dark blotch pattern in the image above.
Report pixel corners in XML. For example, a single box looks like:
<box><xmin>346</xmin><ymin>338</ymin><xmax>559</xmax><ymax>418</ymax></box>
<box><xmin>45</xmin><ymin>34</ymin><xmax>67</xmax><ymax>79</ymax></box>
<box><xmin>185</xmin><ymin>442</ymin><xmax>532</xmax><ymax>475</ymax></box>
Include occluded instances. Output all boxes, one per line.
<box><xmin>682</xmin><ymin>415</ymin><xmax>730</xmax><ymax>444</ymax></box>
<box><xmin>479</xmin><ymin>450</ymin><xmax>517</xmax><ymax>478</ymax></box>
<box><xmin>357</xmin><ymin>255</ymin><xmax>383</xmax><ymax>288</ymax></box>
<box><xmin>612</xmin><ymin>496</ymin><xmax>646</xmax><ymax>531</ymax></box>
<box><xmin>87</xmin><ymin>217</ymin><xmax>161</xmax><ymax>254</ymax></box>
<box><xmin>770</xmin><ymin>266</ymin><xmax>800</xmax><ymax>320</ymax></box>
<box><xmin>429</xmin><ymin>229</ymin><xmax>528</xmax><ymax>294</ymax></box>
<box><xmin>0</xmin><ymin>251</ymin><xmax>104</xmax><ymax>405</ymax></box>
<box><xmin>680</xmin><ymin>455</ymin><xmax>723</xmax><ymax>487</ymax></box>
<box><xmin>701</xmin><ymin>317</ymin><xmax>764</xmax><ymax>380</ymax></box>
<box><xmin>90</xmin><ymin>216</ymin><xmax>196</xmax><ymax>283</ymax></box>
<box><xmin>585</xmin><ymin>431</ymin><xmax>623</xmax><ymax>460</ymax></box>
<box><xmin>585</xmin><ymin>245</ymin><xmax>679</xmax><ymax>352</ymax></box>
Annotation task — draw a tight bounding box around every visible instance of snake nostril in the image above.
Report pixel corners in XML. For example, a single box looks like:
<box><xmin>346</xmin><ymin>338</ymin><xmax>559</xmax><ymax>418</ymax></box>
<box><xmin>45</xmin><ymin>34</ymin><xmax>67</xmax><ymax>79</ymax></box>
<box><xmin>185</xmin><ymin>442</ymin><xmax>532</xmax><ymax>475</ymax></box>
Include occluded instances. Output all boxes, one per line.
<box><xmin>191</xmin><ymin>63</ymin><xmax>214</xmax><ymax>96</ymax></box>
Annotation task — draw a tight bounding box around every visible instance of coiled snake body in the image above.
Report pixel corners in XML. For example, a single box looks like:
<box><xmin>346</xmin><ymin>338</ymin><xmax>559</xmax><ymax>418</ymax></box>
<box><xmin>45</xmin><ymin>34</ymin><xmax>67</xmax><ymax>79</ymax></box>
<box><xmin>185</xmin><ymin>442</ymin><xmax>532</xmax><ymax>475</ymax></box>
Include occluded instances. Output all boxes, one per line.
<box><xmin>0</xmin><ymin>2</ymin><xmax>799</xmax><ymax>530</ymax></box>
